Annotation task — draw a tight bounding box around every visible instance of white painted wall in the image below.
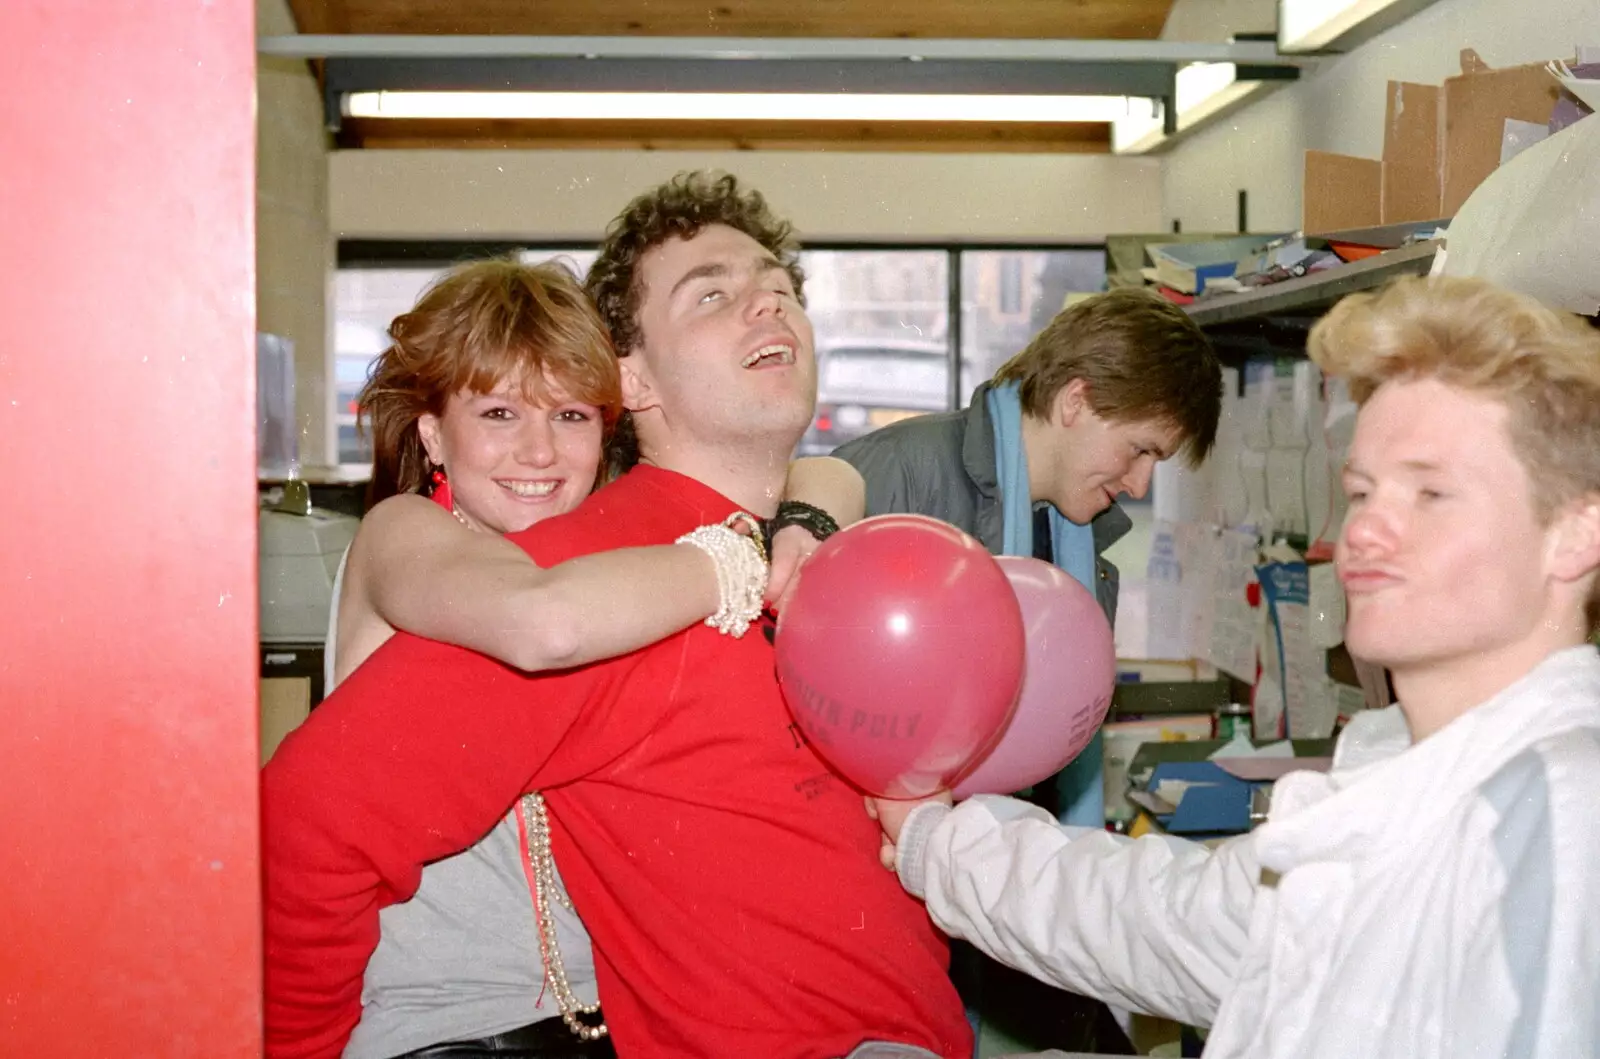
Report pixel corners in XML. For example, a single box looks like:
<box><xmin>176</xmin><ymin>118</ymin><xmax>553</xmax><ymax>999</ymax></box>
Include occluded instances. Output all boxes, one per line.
<box><xmin>329</xmin><ymin>150</ymin><xmax>1164</xmax><ymax>242</ymax></box>
<box><xmin>1163</xmin><ymin>0</ymin><xmax>1600</xmax><ymax>233</ymax></box>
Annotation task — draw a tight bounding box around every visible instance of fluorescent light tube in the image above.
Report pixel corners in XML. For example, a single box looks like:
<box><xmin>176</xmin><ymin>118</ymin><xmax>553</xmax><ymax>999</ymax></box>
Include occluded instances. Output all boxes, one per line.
<box><xmin>342</xmin><ymin>90</ymin><xmax>1139</xmax><ymax>123</ymax></box>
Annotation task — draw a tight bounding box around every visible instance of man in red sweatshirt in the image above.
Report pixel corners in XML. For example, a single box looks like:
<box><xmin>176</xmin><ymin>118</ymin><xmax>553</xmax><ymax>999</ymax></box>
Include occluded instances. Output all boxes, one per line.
<box><xmin>261</xmin><ymin>172</ymin><xmax>972</xmax><ymax>1059</ymax></box>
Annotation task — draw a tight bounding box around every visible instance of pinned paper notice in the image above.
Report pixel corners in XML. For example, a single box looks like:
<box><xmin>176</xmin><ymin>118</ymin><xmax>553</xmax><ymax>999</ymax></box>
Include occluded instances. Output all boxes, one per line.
<box><xmin>1258</xmin><ymin>561</ymin><xmax>1340</xmax><ymax>739</ymax></box>
<box><xmin>1202</xmin><ymin>528</ymin><xmax>1260</xmax><ymax>683</ymax></box>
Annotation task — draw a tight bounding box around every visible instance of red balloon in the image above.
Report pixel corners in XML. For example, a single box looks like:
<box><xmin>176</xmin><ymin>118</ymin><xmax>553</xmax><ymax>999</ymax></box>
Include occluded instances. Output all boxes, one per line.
<box><xmin>952</xmin><ymin>557</ymin><xmax>1116</xmax><ymax>799</ymax></box>
<box><xmin>776</xmin><ymin>514</ymin><xmax>1025</xmax><ymax>799</ymax></box>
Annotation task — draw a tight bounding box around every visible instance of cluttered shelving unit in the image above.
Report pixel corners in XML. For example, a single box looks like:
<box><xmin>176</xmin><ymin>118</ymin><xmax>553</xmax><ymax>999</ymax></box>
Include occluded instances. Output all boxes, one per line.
<box><xmin>1185</xmin><ymin>238</ymin><xmax>1440</xmax><ymax>330</ymax></box>
<box><xmin>1179</xmin><ymin>238</ymin><xmax>1444</xmax><ymax>409</ymax></box>
<box><xmin>1099</xmin><ymin>230</ymin><xmax>1445</xmax><ymax>822</ymax></box>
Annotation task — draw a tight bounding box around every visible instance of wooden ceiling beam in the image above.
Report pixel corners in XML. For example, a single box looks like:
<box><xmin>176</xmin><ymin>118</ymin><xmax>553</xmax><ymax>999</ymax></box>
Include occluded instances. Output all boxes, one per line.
<box><xmin>285</xmin><ymin>0</ymin><xmax>342</xmax><ymax>34</ymax></box>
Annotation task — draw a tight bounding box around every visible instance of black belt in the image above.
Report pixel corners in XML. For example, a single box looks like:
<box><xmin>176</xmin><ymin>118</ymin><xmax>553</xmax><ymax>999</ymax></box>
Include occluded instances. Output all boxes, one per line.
<box><xmin>394</xmin><ymin>1016</ymin><xmax>618</xmax><ymax>1059</ymax></box>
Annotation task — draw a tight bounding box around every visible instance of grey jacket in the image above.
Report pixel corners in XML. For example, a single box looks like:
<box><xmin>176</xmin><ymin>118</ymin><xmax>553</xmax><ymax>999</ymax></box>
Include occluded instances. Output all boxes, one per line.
<box><xmin>832</xmin><ymin>382</ymin><xmax>1130</xmax><ymax>624</ymax></box>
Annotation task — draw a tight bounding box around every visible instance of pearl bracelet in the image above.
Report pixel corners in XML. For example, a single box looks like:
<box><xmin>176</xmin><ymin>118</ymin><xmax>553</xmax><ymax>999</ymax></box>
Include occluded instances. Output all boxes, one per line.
<box><xmin>676</xmin><ymin>515</ymin><xmax>769</xmax><ymax>637</ymax></box>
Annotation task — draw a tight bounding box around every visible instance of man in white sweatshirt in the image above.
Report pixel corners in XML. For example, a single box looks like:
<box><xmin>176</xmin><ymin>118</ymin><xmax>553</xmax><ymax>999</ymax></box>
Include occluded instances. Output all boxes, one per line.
<box><xmin>873</xmin><ymin>275</ymin><xmax>1600</xmax><ymax>1059</ymax></box>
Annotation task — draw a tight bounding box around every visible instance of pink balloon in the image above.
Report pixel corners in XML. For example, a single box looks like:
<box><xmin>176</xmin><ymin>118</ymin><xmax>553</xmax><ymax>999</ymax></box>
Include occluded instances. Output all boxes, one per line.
<box><xmin>776</xmin><ymin>515</ymin><xmax>1025</xmax><ymax>799</ymax></box>
<box><xmin>951</xmin><ymin>556</ymin><xmax>1116</xmax><ymax>800</ymax></box>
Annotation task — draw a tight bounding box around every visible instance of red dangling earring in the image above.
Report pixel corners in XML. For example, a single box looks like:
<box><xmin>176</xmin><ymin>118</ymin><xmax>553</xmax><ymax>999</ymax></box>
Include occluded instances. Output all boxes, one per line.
<box><xmin>429</xmin><ymin>467</ymin><xmax>453</xmax><ymax>512</ymax></box>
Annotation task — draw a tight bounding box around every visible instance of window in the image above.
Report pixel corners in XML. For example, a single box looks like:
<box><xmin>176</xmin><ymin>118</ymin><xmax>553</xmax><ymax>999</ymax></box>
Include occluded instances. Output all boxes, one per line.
<box><xmin>800</xmin><ymin>250</ymin><xmax>949</xmax><ymax>457</ymax></box>
<box><xmin>959</xmin><ymin>249</ymin><xmax>1107</xmax><ymax>407</ymax></box>
<box><xmin>998</xmin><ymin>256</ymin><xmax>1024</xmax><ymax>316</ymax></box>
<box><xmin>333</xmin><ymin>268</ymin><xmax>439</xmax><ymax>465</ymax></box>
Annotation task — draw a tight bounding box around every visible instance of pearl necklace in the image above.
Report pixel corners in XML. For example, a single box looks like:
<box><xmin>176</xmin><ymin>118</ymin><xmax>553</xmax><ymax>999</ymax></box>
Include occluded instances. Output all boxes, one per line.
<box><xmin>453</xmin><ymin>506</ymin><xmax>605</xmax><ymax>1041</ymax></box>
<box><xmin>523</xmin><ymin>792</ymin><xmax>609</xmax><ymax>1041</ymax></box>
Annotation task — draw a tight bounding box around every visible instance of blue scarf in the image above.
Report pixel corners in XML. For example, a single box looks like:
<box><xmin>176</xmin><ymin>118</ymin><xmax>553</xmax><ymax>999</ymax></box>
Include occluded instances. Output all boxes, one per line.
<box><xmin>986</xmin><ymin>381</ymin><xmax>1106</xmax><ymax>828</ymax></box>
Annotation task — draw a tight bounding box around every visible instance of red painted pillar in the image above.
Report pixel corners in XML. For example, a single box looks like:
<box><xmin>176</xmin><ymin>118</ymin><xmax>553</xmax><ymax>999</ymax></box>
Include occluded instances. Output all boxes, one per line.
<box><xmin>0</xmin><ymin>2</ymin><xmax>261</xmax><ymax>1055</ymax></box>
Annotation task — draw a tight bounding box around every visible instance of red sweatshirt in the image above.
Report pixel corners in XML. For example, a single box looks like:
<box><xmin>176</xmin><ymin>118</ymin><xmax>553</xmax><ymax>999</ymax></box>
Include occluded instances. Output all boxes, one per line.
<box><xmin>262</xmin><ymin>466</ymin><xmax>970</xmax><ymax>1059</ymax></box>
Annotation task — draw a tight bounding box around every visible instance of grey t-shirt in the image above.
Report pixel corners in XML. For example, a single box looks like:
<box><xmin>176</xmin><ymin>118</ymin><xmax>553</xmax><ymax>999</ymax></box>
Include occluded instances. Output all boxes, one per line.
<box><xmin>326</xmin><ymin>549</ymin><xmax>600</xmax><ymax>1059</ymax></box>
<box><xmin>343</xmin><ymin>802</ymin><xmax>599</xmax><ymax>1059</ymax></box>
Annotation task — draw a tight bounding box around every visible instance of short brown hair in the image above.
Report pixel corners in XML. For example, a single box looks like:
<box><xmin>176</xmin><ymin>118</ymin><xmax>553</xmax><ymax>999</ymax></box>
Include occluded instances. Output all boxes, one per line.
<box><xmin>586</xmin><ymin>171</ymin><xmax>805</xmax><ymax>357</ymax></box>
<box><xmin>585</xmin><ymin>171</ymin><xmax>805</xmax><ymax>473</ymax></box>
<box><xmin>1310</xmin><ymin>275</ymin><xmax>1600</xmax><ymax>632</ymax></box>
<box><xmin>992</xmin><ymin>287</ymin><xmax>1221</xmax><ymax>465</ymax></box>
<box><xmin>358</xmin><ymin>258</ymin><xmax>620</xmax><ymax>505</ymax></box>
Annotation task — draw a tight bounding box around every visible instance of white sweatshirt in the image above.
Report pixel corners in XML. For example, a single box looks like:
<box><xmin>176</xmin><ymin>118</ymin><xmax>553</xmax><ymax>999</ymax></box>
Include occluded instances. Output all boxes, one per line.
<box><xmin>897</xmin><ymin>646</ymin><xmax>1600</xmax><ymax>1058</ymax></box>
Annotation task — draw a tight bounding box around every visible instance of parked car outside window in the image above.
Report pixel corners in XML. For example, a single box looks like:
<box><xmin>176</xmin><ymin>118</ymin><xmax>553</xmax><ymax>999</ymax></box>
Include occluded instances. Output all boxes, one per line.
<box><xmin>802</xmin><ymin>338</ymin><xmax>962</xmax><ymax>455</ymax></box>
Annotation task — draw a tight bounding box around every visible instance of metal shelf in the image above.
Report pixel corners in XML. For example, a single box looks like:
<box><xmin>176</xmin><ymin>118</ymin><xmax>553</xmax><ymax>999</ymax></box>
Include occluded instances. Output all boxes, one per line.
<box><xmin>1184</xmin><ymin>240</ymin><xmax>1441</xmax><ymax>328</ymax></box>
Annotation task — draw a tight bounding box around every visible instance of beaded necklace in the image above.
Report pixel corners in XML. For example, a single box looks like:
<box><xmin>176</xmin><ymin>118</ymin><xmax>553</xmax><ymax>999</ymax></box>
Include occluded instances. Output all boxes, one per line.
<box><xmin>448</xmin><ymin>485</ymin><xmax>607</xmax><ymax>1041</ymax></box>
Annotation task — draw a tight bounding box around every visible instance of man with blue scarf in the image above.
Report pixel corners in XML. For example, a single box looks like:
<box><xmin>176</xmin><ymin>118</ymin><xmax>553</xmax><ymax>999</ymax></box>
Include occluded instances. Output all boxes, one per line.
<box><xmin>833</xmin><ymin>286</ymin><xmax>1220</xmax><ymax>1053</ymax></box>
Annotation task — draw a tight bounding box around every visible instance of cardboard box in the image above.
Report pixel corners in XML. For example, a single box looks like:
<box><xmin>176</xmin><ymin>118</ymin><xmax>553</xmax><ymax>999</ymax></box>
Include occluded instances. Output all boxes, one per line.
<box><xmin>1303</xmin><ymin>150</ymin><xmax>1382</xmax><ymax>235</ymax></box>
<box><xmin>1381</xmin><ymin>81</ymin><xmax>1442</xmax><ymax>223</ymax></box>
<box><xmin>1440</xmin><ymin>51</ymin><xmax>1564</xmax><ymax>216</ymax></box>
